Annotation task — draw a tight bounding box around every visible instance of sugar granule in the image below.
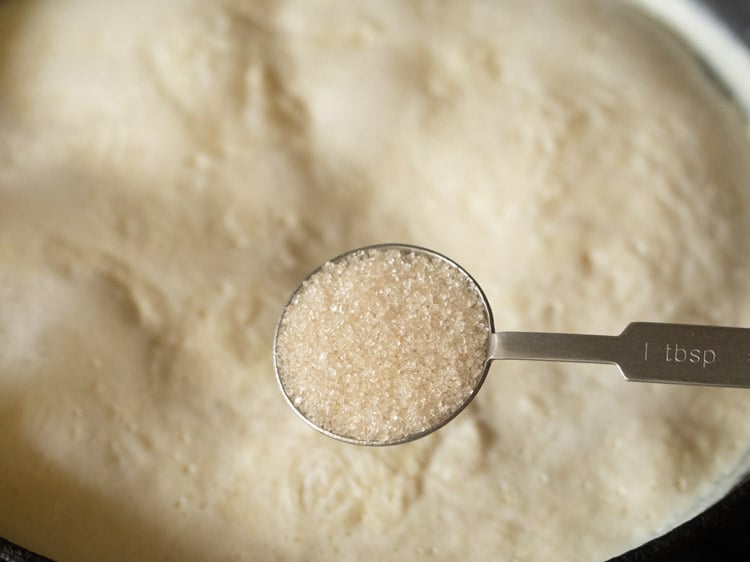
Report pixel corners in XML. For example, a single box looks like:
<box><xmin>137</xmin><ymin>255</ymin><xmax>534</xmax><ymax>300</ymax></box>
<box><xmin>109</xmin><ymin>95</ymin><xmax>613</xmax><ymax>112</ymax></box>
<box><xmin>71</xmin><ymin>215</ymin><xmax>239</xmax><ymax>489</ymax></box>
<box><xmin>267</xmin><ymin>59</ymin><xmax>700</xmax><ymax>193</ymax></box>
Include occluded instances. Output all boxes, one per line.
<box><xmin>275</xmin><ymin>248</ymin><xmax>490</xmax><ymax>443</ymax></box>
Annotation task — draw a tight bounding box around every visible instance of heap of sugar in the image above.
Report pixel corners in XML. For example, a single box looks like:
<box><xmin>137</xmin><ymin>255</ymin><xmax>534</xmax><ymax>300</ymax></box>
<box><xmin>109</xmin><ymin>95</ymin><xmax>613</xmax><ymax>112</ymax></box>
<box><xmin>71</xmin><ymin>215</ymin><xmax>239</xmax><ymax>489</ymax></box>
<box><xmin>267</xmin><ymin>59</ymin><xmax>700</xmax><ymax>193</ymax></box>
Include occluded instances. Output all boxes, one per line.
<box><xmin>274</xmin><ymin>247</ymin><xmax>491</xmax><ymax>444</ymax></box>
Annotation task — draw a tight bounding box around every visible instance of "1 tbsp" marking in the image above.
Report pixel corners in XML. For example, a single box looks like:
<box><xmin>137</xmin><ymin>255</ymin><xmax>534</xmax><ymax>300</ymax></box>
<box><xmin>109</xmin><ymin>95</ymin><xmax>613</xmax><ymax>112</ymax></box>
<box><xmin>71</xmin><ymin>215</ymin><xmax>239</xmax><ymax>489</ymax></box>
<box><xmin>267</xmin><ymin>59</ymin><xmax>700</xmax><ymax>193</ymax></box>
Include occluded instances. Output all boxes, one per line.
<box><xmin>643</xmin><ymin>342</ymin><xmax>717</xmax><ymax>368</ymax></box>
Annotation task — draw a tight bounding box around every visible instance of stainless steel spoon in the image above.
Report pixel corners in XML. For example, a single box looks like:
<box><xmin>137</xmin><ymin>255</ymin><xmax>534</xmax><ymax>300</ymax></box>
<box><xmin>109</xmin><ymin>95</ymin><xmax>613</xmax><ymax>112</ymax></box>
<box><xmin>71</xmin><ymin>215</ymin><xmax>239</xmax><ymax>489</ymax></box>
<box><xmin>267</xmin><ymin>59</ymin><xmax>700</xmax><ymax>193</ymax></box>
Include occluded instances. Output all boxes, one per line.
<box><xmin>274</xmin><ymin>243</ymin><xmax>750</xmax><ymax>446</ymax></box>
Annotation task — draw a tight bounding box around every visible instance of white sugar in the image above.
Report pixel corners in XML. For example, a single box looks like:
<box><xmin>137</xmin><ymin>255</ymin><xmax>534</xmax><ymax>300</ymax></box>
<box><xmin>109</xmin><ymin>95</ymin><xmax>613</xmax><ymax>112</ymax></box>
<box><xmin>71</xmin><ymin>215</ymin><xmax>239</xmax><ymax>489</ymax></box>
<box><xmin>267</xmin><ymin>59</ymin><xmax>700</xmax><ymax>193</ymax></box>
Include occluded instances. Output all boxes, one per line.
<box><xmin>275</xmin><ymin>247</ymin><xmax>490</xmax><ymax>444</ymax></box>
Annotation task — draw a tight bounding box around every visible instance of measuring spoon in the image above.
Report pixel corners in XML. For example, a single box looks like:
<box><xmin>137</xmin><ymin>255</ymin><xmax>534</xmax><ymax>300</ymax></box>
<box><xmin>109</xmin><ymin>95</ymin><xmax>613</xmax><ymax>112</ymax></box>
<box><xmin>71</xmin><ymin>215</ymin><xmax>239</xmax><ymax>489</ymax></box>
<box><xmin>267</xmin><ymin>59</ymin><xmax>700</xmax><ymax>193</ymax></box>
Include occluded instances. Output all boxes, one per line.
<box><xmin>273</xmin><ymin>244</ymin><xmax>750</xmax><ymax>446</ymax></box>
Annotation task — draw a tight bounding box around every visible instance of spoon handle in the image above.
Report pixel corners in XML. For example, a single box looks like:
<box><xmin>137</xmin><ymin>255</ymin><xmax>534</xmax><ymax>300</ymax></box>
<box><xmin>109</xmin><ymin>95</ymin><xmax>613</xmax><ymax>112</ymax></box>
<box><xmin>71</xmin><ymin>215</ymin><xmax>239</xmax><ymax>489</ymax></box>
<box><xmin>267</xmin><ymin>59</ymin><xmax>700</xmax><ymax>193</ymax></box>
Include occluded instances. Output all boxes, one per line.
<box><xmin>490</xmin><ymin>322</ymin><xmax>750</xmax><ymax>388</ymax></box>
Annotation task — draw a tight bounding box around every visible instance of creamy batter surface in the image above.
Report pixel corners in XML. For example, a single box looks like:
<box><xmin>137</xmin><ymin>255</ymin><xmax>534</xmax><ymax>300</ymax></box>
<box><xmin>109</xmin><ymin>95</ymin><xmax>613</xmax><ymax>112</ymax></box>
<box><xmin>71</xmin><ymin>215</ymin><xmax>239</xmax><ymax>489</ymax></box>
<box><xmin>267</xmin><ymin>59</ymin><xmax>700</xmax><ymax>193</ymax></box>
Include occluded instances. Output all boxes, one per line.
<box><xmin>1</xmin><ymin>0</ymin><xmax>750</xmax><ymax>561</ymax></box>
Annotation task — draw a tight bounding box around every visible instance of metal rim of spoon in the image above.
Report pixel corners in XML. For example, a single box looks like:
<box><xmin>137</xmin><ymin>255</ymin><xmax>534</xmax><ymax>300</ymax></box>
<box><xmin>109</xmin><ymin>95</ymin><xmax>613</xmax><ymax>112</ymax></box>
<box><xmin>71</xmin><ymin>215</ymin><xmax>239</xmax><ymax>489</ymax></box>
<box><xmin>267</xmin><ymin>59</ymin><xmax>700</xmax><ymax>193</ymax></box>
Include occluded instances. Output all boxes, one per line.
<box><xmin>274</xmin><ymin>243</ymin><xmax>750</xmax><ymax>446</ymax></box>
